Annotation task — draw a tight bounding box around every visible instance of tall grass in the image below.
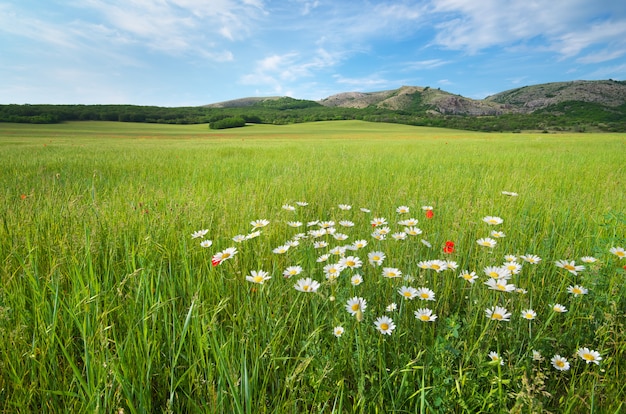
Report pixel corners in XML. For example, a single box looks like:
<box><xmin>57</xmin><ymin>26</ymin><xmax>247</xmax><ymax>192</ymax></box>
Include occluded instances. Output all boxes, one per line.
<box><xmin>0</xmin><ymin>121</ymin><xmax>624</xmax><ymax>412</ymax></box>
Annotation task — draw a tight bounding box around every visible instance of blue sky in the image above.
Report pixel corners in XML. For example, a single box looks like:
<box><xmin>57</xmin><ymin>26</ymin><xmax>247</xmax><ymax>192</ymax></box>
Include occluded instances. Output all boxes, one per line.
<box><xmin>2</xmin><ymin>0</ymin><xmax>625</xmax><ymax>106</ymax></box>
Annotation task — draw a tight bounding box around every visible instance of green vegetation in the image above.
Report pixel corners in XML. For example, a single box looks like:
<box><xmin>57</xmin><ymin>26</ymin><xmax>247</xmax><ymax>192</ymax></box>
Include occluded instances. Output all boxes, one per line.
<box><xmin>0</xmin><ymin>121</ymin><xmax>625</xmax><ymax>412</ymax></box>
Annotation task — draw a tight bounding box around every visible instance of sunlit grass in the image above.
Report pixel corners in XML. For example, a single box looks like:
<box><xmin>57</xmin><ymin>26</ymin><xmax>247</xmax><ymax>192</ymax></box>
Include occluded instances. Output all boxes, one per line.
<box><xmin>0</xmin><ymin>121</ymin><xmax>624</xmax><ymax>412</ymax></box>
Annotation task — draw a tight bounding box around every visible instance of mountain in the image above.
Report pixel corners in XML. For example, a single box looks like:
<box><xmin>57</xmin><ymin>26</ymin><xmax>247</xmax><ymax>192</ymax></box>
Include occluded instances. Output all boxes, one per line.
<box><xmin>206</xmin><ymin>79</ymin><xmax>626</xmax><ymax>117</ymax></box>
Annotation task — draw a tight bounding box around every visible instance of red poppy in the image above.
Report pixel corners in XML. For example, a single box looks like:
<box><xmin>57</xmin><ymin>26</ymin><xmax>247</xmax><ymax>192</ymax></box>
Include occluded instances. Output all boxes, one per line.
<box><xmin>20</xmin><ymin>194</ymin><xmax>27</xmax><ymax>200</ymax></box>
<box><xmin>443</xmin><ymin>241</ymin><xmax>455</xmax><ymax>254</ymax></box>
<box><xmin>425</xmin><ymin>210</ymin><xmax>434</xmax><ymax>219</ymax></box>
<box><xmin>211</xmin><ymin>258</ymin><xmax>221</xmax><ymax>267</ymax></box>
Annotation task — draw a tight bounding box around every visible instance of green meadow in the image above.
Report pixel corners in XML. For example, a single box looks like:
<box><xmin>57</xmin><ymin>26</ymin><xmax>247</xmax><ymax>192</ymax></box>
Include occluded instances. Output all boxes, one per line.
<box><xmin>0</xmin><ymin>121</ymin><xmax>625</xmax><ymax>413</ymax></box>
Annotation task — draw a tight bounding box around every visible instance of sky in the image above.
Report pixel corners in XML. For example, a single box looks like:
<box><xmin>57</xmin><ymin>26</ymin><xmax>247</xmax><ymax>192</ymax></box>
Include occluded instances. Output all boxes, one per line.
<box><xmin>2</xmin><ymin>0</ymin><xmax>626</xmax><ymax>107</ymax></box>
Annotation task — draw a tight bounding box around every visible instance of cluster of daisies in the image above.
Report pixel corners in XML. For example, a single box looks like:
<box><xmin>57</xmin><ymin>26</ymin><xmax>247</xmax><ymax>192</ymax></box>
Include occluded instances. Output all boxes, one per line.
<box><xmin>191</xmin><ymin>200</ymin><xmax>625</xmax><ymax>370</ymax></box>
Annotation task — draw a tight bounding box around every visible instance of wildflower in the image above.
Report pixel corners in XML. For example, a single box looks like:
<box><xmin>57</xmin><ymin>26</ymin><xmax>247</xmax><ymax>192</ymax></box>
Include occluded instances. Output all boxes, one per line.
<box><xmin>485</xmin><ymin>278</ymin><xmax>516</xmax><ymax>292</ymax></box>
<box><xmin>319</xmin><ymin>221</ymin><xmax>335</xmax><ymax>229</ymax></box>
<box><xmin>375</xmin><ymin>226</ymin><xmax>391</xmax><ymax>235</ymax></box>
<box><xmin>200</xmin><ymin>240</ymin><xmax>213</xmax><ymax>248</ymax></box>
<box><xmin>443</xmin><ymin>240</ymin><xmax>455</xmax><ymax>254</ymax></box>
<box><xmin>420</xmin><ymin>239</ymin><xmax>432</xmax><ymax>248</ymax></box>
<box><xmin>425</xmin><ymin>210</ymin><xmax>434</xmax><ymax>219</ymax></box>
<box><xmin>333</xmin><ymin>326</ymin><xmax>344</xmax><ymax>337</ymax></box>
<box><xmin>609</xmin><ymin>246</ymin><xmax>626</xmax><ymax>259</ymax></box>
<box><xmin>416</xmin><ymin>287</ymin><xmax>436</xmax><ymax>301</ymax></box>
<box><xmin>250</xmin><ymin>219</ymin><xmax>270</xmax><ymax>229</ymax></box>
<box><xmin>340</xmin><ymin>256</ymin><xmax>363</xmax><ymax>269</ymax></box>
<box><xmin>368</xmin><ymin>251</ymin><xmax>386</xmax><ymax>266</ymax></box>
<box><xmin>484</xmin><ymin>266</ymin><xmax>511</xmax><ymax>279</ymax></box>
<box><xmin>282</xmin><ymin>204</ymin><xmax>295</xmax><ymax>211</ymax></box>
<box><xmin>485</xmin><ymin>306</ymin><xmax>511</xmax><ymax>321</ymax></box>
<box><xmin>421</xmin><ymin>206</ymin><xmax>433</xmax><ymax>211</ymax></box>
<box><xmin>396</xmin><ymin>205</ymin><xmax>410</xmax><ymax>214</ymax></box>
<box><xmin>488</xmin><ymin>351</ymin><xmax>504</xmax><ymax>365</ymax></box>
<box><xmin>287</xmin><ymin>221</ymin><xmax>303</xmax><ymax>227</ymax></box>
<box><xmin>429</xmin><ymin>260</ymin><xmax>448</xmax><ymax>273</ymax></box>
<box><xmin>333</xmin><ymin>233</ymin><xmax>349</xmax><ymax>241</ymax></box>
<box><xmin>386</xmin><ymin>303</ymin><xmax>397</xmax><ymax>312</ymax></box>
<box><xmin>212</xmin><ymin>247</ymin><xmax>237</xmax><ymax>266</ymax></box>
<box><xmin>329</xmin><ymin>246</ymin><xmax>346</xmax><ymax>256</ymax></box>
<box><xmin>374</xmin><ymin>316</ymin><xmax>396</xmax><ymax>335</ymax></box>
<box><xmin>283</xmin><ymin>266</ymin><xmax>303</xmax><ymax>278</ymax></box>
<box><xmin>382</xmin><ymin>267</ymin><xmax>402</xmax><ymax>278</ymax></box>
<box><xmin>551</xmin><ymin>303</ymin><xmax>568</xmax><ymax>313</ymax></box>
<box><xmin>477</xmin><ymin>238</ymin><xmax>497</xmax><ymax>248</ymax></box>
<box><xmin>459</xmin><ymin>270</ymin><xmax>478</xmax><ymax>283</ymax></box>
<box><xmin>351</xmin><ymin>274</ymin><xmax>363</xmax><ymax>286</ymax></box>
<box><xmin>501</xmin><ymin>191</ymin><xmax>518</xmax><ymax>196</ymax></box>
<box><xmin>345</xmin><ymin>297</ymin><xmax>367</xmax><ymax>317</ymax></box>
<box><xmin>338</xmin><ymin>204</ymin><xmax>352</xmax><ymax>210</ymax></box>
<box><xmin>313</xmin><ymin>241</ymin><xmax>328</xmax><ymax>249</ymax></box>
<box><xmin>246</xmin><ymin>270</ymin><xmax>271</xmax><ymax>284</ymax></box>
<box><xmin>398</xmin><ymin>286</ymin><xmax>418</xmax><ymax>300</ymax></box>
<box><xmin>339</xmin><ymin>220</ymin><xmax>354</xmax><ymax>227</ymax></box>
<box><xmin>445</xmin><ymin>260</ymin><xmax>458</xmax><ymax>270</ymax></box>
<box><xmin>567</xmin><ymin>285</ymin><xmax>588</xmax><ymax>297</ymax></box>
<box><xmin>352</xmin><ymin>239</ymin><xmax>368</xmax><ymax>250</ymax></box>
<box><xmin>577</xmin><ymin>347</ymin><xmax>602</xmax><ymax>365</ymax></box>
<box><xmin>521</xmin><ymin>254</ymin><xmax>542</xmax><ymax>264</ymax></box>
<box><xmin>360</xmin><ymin>207</ymin><xmax>371</xmax><ymax>213</ymax></box>
<box><xmin>404</xmin><ymin>226</ymin><xmax>423</xmax><ymax>236</ymax></box>
<box><xmin>392</xmin><ymin>232</ymin><xmax>407</xmax><ymax>241</ymax></box>
<box><xmin>483</xmin><ymin>216</ymin><xmax>503</xmax><ymax>225</ymax></box>
<box><xmin>296</xmin><ymin>201</ymin><xmax>308</xmax><ymax>206</ymax></box>
<box><xmin>370</xmin><ymin>217</ymin><xmax>387</xmax><ymax>227</ymax></box>
<box><xmin>515</xmin><ymin>288</ymin><xmax>528</xmax><ymax>294</ymax></box>
<box><xmin>371</xmin><ymin>232</ymin><xmax>386</xmax><ymax>241</ymax></box>
<box><xmin>323</xmin><ymin>263</ymin><xmax>344</xmax><ymax>279</ymax></box>
<box><xmin>532</xmin><ymin>350</ymin><xmax>543</xmax><ymax>361</ymax></box>
<box><xmin>294</xmin><ymin>277</ymin><xmax>320</xmax><ymax>292</ymax></box>
<box><xmin>307</xmin><ymin>220</ymin><xmax>320</xmax><ymax>227</ymax></box>
<box><xmin>551</xmin><ymin>355</ymin><xmax>570</xmax><ymax>371</ymax></box>
<box><xmin>580</xmin><ymin>256</ymin><xmax>598</xmax><ymax>263</ymax></box>
<box><xmin>230</xmin><ymin>234</ymin><xmax>245</xmax><ymax>243</ymax></box>
<box><xmin>316</xmin><ymin>254</ymin><xmax>330</xmax><ymax>262</ymax></box>
<box><xmin>555</xmin><ymin>260</ymin><xmax>585</xmax><ymax>275</ymax></box>
<box><xmin>414</xmin><ymin>308</ymin><xmax>438</xmax><ymax>322</ymax></box>
<box><xmin>246</xmin><ymin>231</ymin><xmax>261</xmax><ymax>240</ymax></box>
<box><xmin>521</xmin><ymin>309</ymin><xmax>537</xmax><ymax>320</ymax></box>
<box><xmin>191</xmin><ymin>229</ymin><xmax>209</xmax><ymax>239</ymax></box>
<box><xmin>272</xmin><ymin>245</ymin><xmax>290</xmax><ymax>254</ymax></box>
<box><xmin>504</xmin><ymin>254</ymin><xmax>518</xmax><ymax>262</ymax></box>
<box><xmin>490</xmin><ymin>230</ymin><xmax>506</xmax><ymax>238</ymax></box>
<box><xmin>502</xmin><ymin>261</ymin><xmax>522</xmax><ymax>275</ymax></box>
<box><xmin>398</xmin><ymin>218</ymin><xmax>419</xmax><ymax>226</ymax></box>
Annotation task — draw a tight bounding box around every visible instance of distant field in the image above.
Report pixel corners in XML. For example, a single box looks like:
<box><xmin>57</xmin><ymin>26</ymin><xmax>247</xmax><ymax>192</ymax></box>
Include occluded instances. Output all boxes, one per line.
<box><xmin>0</xmin><ymin>121</ymin><xmax>624</xmax><ymax>412</ymax></box>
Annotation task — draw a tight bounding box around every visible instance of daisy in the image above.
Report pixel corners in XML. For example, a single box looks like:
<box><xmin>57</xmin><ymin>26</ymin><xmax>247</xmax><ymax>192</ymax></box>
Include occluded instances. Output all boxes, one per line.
<box><xmin>398</xmin><ymin>218</ymin><xmax>419</xmax><ymax>226</ymax></box>
<box><xmin>368</xmin><ymin>251</ymin><xmax>386</xmax><ymax>266</ymax></box>
<box><xmin>282</xmin><ymin>204</ymin><xmax>295</xmax><ymax>211</ymax></box>
<box><xmin>551</xmin><ymin>303</ymin><xmax>568</xmax><ymax>313</ymax></box>
<box><xmin>382</xmin><ymin>267</ymin><xmax>402</xmax><ymax>278</ymax></box>
<box><xmin>458</xmin><ymin>270</ymin><xmax>478</xmax><ymax>283</ymax></box>
<box><xmin>420</xmin><ymin>239</ymin><xmax>432</xmax><ymax>248</ymax></box>
<box><xmin>211</xmin><ymin>247</ymin><xmax>237</xmax><ymax>266</ymax></box>
<box><xmin>551</xmin><ymin>355</ymin><xmax>570</xmax><ymax>371</ymax></box>
<box><xmin>501</xmin><ymin>191</ymin><xmax>519</xmax><ymax>196</ymax></box>
<box><xmin>521</xmin><ymin>309</ymin><xmax>537</xmax><ymax>320</ymax></box>
<box><xmin>477</xmin><ymin>238</ymin><xmax>497</xmax><ymax>248</ymax></box>
<box><xmin>309</xmin><ymin>229</ymin><xmax>326</xmax><ymax>238</ymax></box>
<box><xmin>374</xmin><ymin>316</ymin><xmax>396</xmax><ymax>335</ymax></box>
<box><xmin>283</xmin><ymin>266</ymin><xmax>303</xmax><ymax>278</ymax></box>
<box><xmin>483</xmin><ymin>216</ymin><xmax>504</xmax><ymax>225</ymax></box>
<box><xmin>313</xmin><ymin>241</ymin><xmax>328</xmax><ymax>249</ymax></box>
<box><xmin>294</xmin><ymin>277</ymin><xmax>320</xmax><ymax>292</ymax></box>
<box><xmin>485</xmin><ymin>278</ymin><xmax>516</xmax><ymax>292</ymax></box>
<box><xmin>391</xmin><ymin>232</ymin><xmax>407</xmax><ymax>241</ymax></box>
<box><xmin>555</xmin><ymin>260</ymin><xmax>585</xmax><ymax>275</ymax></box>
<box><xmin>504</xmin><ymin>254</ymin><xmax>518</xmax><ymax>262</ymax></box>
<box><xmin>319</xmin><ymin>221</ymin><xmax>335</xmax><ymax>229</ymax></box>
<box><xmin>316</xmin><ymin>254</ymin><xmax>330</xmax><ymax>263</ymax></box>
<box><xmin>333</xmin><ymin>326</ymin><xmax>344</xmax><ymax>337</ymax></box>
<box><xmin>352</xmin><ymin>239</ymin><xmax>368</xmax><ymax>250</ymax></box>
<box><xmin>502</xmin><ymin>261</ymin><xmax>522</xmax><ymax>275</ymax></box>
<box><xmin>370</xmin><ymin>217</ymin><xmax>387</xmax><ymax>227</ymax></box>
<box><xmin>191</xmin><ymin>229</ymin><xmax>209</xmax><ymax>239</ymax></box>
<box><xmin>272</xmin><ymin>245</ymin><xmax>290</xmax><ymax>254</ymax></box>
<box><xmin>338</xmin><ymin>204</ymin><xmax>352</xmax><ymax>210</ymax></box>
<box><xmin>490</xmin><ymin>230</ymin><xmax>506</xmax><ymax>238</ymax></box>
<box><xmin>232</xmin><ymin>234</ymin><xmax>247</xmax><ymax>243</ymax></box>
<box><xmin>386</xmin><ymin>303</ymin><xmax>397</xmax><ymax>312</ymax></box>
<box><xmin>445</xmin><ymin>260</ymin><xmax>458</xmax><ymax>270</ymax></box>
<box><xmin>580</xmin><ymin>256</ymin><xmax>598</xmax><ymax>263</ymax></box>
<box><xmin>323</xmin><ymin>263</ymin><xmax>344</xmax><ymax>279</ymax></box>
<box><xmin>429</xmin><ymin>260</ymin><xmax>448</xmax><ymax>273</ymax></box>
<box><xmin>328</xmin><ymin>246</ymin><xmax>344</xmax><ymax>256</ymax></box>
<box><xmin>521</xmin><ymin>254</ymin><xmax>542</xmax><ymax>264</ymax></box>
<box><xmin>532</xmin><ymin>350</ymin><xmax>543</xmax><ymax>361</ymax></box>
<box><xmin>246</xmin><ymin>270</ymin><xmax>271</xmax><ymax>284</ymax></box>
<box><xmin>200</xmin><ymin>240</ymin><xmax>213</xmax><ymax>248</ymax></box>
<box><xmin>404</xmin><ymin>226</ymin><xmax>423</xmax><ymax>236</ymax></box>
<box><xmin>567</xmin><ymin>285</ymin><xmax>588</xmax><ymax>297</ymax></box>
<box><xmin>340</xmin><ymin>256</ymin><xmax>363</xmax><ymax>269</ymax></box>
<box><xmin>398</xmin><ymin>285</ymin><xmax>418</xmax><ymax>300</ymax></box>
<box><xmin>345</xmin><ymin>296</ymin><xmax>367</xmax><ymax>316</ymax></box>
<box><xmin>371</xmin><ymin>232</ymin><xmax>386</xmax><ymax>241</ymax></box>
<box><xmin>376</xmin><ymin>226</ymin><xmax>391</xmax><ymax>235</ymax></box>
<box><xmin>484</xmin><ymin>266</ymin><xmax>511</xmax><ymax>279</ymax></box>
<box><xmin>421</xmin><ymin>206</ymin><xmax>433</xmax><ymax>211</ymax></box>
<box><xmin>296</xmin><ymin>201</ymin><xmax>308</xmax><ymax>206</ymax></box>
<box><xmin>246</xmin><ymin>231</ymin><xmax>261</xmax><ymax>239</ymax></box>
<box><xmin>333</xmin><ymin>233</ymin><xmax>349</xmax><ymax>241</ymax></box>
<box><xmin>250</xmin><ymin>219</ymin><xmax>270</xmax><ymax>229</ymax></box>
<box><xmin>609</xmin><ymin>246</ymin><xmax>626</xmax><ymax>259</ymax></box>
<box><xmin>360</xmin><ymin>208</ymin><xmax>371</xmax><ymax>213</ymax></box>
<box><xmin>488</xmin><ymin>351</ymin><xmax>504</xmax><ymax>365</ymax></box>
<box><xmin>286</xmin><ymin>240</ymin><xmax>299</xmax><ymax>248</ymax></box>
<box><xmin>414</xmin><ymin>308</ymin><xmax>437</xmax><ymax>322</ymax></box>
<box><xmin>577</xmin><ymin>347</ymin><xmax>602</xmax><ymax>365</ymax></box>
<box><xmin>339</xmin><ymin>220</ymin><xmax>354</xmax><ymax>227</ymax></box>
<box><xmin>416</xmin><ymin>287</ymin><xmax>436</xmax><ymax>301</ymax></box>
<box><xmin>396</xmin><ymin>206</ymin><xmax>410</xmax><ymax>214</ymax></box>
<box><xmin>350</xmin><ymin>274</ymin><xmax>364</xmax><ymax>286</ymax></box>
<box><xmin>307</xmin><ymin>220</ymin><xmax>320</xmax><ymax>227</ymax></box>
<box><xmin>287</xmin><ymin>221</ymin><xmax>303</xmax><ymax>227</ymax></box>
<box><xmin>485</xmin><ymin>306</ymin><xmax>511</xmax><ymax>321</ymax></box>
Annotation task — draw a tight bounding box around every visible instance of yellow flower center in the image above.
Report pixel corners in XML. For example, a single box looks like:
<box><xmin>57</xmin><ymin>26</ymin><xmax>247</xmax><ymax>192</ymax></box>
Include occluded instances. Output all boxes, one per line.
<box><xmin>420</xmin><ymin>315</ymin><xmax>430</xmax><ymax>321</ymax></box>
<box><xmin>346</xmin><ymin>261</ymin><xmax>355</xmax><ymax>267</ymax></box>
<box><xmin>583</xmin><ymin>353</ymin><xmax>595</xmax><ymax>361</ymax></box>
<box><xmin>556</xmin><ymin>360</ymin><xmax>565</xmax><ymax>367</ymax></box>
<box><xmin>351</xmin><ymin>304</ymin><xmax>359</xmax><ymax>311</ymax></box>
<box><xmin>572</xmin><ymin>288</ymin><xmax>582</xmax><ymax>294</ymax></box>
<box><xmin>616</xmin><ymin>251</ymin><xmax>625</xmax><ymax>257</ymax></box>
<box><xmin>420</xmin><ymin>293</ymin><xmax>429</xmax><ymax>299</ymax></box>
<box><xmin>496</xmin><ymin>283</ymin><xmax>507</xmax><ymax>291</ymax></box>
<box><xmin>564</xmin><ymin>264</ymin><xmax>575</xmax><ymax>271</ymax></box>
<box><xmin>253</xmin><ymin>276</ymin><xmax>263</xmax><ymax>283</ymax></box>
<box><xmin>222</xmin><ymin>253</ymin><xmax>230</xmax><ymax>259</ymax></box>
<box><xmin>492</xmin><ymin>313</ymin><xmax>503</xmax><ymax>320</ymax></box>
<box><xmin>403</xmin><ymin>292</ymin><xmax>412</xmax><ymax>297</ymax></box>
<box><xmin>431</xmin><ymin>264</ymin><xmax>441</xmax><ymax>270</ymax></box>
<box><xmin>380</xmin><ymin>323</ymin><xmax>389</xmax><ymax>331</ymax></box>
<box><xmin>525</xmin><ymin>313</ymin><xmax>534</xmax><ymax>319</ymax></box>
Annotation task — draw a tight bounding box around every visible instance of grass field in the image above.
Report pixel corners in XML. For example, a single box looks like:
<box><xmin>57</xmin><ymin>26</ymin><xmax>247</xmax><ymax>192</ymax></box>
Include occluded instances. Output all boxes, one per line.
<box><xmin>1</xmin><ymin>121</ymin><xmax>625</xmax><ymax>412</ymax></box>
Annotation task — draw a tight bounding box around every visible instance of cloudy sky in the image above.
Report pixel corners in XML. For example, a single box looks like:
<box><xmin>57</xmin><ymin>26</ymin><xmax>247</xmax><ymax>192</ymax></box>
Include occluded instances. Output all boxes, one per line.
<box><xmin>2</xmin><ymin>0</ymin><xmax>625</xmax><ymax>106</ymax></box>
